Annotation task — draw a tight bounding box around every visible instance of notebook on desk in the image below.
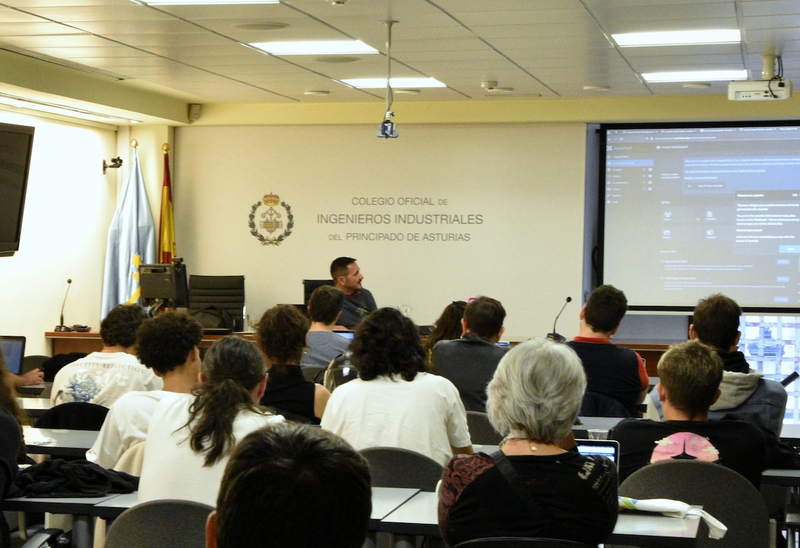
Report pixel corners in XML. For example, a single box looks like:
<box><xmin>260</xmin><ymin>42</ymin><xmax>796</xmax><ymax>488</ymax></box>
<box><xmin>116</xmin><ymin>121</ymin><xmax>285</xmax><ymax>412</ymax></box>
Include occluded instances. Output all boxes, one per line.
<box><xmin>0</xmin><ymin>335</ymin><xmax>25</xmax><ymax>374</ymax></box>
<box><xmin>575</xmin><ymin>439</ymin><xmax>620</xmax><ymax>470</ymax></box>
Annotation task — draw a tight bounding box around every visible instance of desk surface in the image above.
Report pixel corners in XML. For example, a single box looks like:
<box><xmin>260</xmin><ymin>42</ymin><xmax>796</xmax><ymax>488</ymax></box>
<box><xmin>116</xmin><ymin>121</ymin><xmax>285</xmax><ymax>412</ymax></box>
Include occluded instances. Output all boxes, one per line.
<box><xmin>18</xmin><ymin>397</ymin><xmax>51</xmax><ymax>419</ymax></box>
<box><xmin>383</xmin><ymin>491</ymin><xmax>700</xmax><ymax>547</ymax></box>
<box><xmin>23</xmin><ymin>426</ymin><xmax>97</xmax><ymax>457</ymax></box>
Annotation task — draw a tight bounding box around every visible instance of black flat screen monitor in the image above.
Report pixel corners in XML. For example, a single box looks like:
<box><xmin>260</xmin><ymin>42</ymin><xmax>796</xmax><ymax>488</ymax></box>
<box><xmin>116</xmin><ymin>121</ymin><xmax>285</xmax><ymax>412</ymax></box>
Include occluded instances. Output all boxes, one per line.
<box><xmin>0</xmin><ymin>123</ymin><xmax>35</xmax><ymax>258</ymax></box>
<box><xmin>140</xmin><ymin>262</ymin><xmax>189</xmax><ymax>307</ymax></box>
<box><xmin>599</xmin><ymin>121</ymin><xmax>800</xmax><ymax>313</ymax></box>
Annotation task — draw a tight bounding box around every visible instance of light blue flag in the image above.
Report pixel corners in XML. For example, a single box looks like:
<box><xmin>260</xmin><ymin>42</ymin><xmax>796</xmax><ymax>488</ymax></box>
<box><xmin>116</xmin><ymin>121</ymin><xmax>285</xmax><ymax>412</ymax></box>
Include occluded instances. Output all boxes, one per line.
<box><xmin>101</xmin><ymin>149</ymin><xmax>156</xmax><ymax>319</ymax></box>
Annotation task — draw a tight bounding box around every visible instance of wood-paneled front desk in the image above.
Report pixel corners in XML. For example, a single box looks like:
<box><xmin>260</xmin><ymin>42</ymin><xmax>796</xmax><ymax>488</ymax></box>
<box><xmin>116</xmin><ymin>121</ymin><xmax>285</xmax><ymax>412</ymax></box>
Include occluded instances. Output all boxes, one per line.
<box><xmin>46</xmin><ymin>331</ymin><xmax>255</xmax><ymax>355</ymax></box>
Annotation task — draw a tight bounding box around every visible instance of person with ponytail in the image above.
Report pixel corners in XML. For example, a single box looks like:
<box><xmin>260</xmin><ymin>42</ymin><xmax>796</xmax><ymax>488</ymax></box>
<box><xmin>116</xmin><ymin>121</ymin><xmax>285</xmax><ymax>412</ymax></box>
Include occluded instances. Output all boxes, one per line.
<box><xmin>138</xmin><ymin>336</ymin><xmax>284</xmax><ymax>506</ymax></box>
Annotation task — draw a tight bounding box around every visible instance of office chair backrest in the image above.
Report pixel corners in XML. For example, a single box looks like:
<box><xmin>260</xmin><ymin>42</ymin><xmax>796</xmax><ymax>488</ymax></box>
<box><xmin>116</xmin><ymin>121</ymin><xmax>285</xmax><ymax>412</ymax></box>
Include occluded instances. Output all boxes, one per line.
<box><xmin>105</xmin><ymin>499</ymin><xmax>213</xmax><ymax>548</ymax></box>
<box><xmin>188</xmin><ymin>275</ymin><xmax>245</xmax><ymax>331</ymax></box>
<box><xmin>466</xmin><ymin>411</ymin><xmax>503</xmax><ymax>445</ymax></box>
<box><xmin>456</xmin><ymin>537</ymin><xmax>593</xmax><ymax>548</ymax></box>
<box><xmin>34</xmin><ymin>402</ymin><xmax>108</xmax><ymax>431</ymax></box>
<box><xmin>619</xmin><ymin>460</ymin><xmax>769</xmax><ymax>548</ymax></box>
<box><xmin>359</xmin><ymin>447</ymin><xmax>444</xmax><ymax>491</ymax></box>
<box><xmin>302</xmin><ymin>279</ymin><xmax>334</xmax><ymax>306</ymax></box>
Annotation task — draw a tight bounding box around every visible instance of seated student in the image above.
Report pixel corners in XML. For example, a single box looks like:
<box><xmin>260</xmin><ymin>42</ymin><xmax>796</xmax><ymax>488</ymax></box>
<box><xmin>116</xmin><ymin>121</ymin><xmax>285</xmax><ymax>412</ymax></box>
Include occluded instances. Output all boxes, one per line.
<box><xmin>301</xmin><ymin>285</ymin><xmax>351</xmax><ymax>367</ymax></box>
<box><xmin>438</xmin><ymin>339</ymin><xmax>618</xmax><ymax>547</ymax></box>
<box><xmin>321</xmin><ymin>307</ymin><xmax>472</xmax><ymax>466</ymax></box>
<box><xmin>206</xmin><ymin>423</ymin><xmax>371</xmax><ymax>548</ymax></box>
<box><xmin>138</xmin><ymin>336</ymin><xmax>284</xmax><ymax>506</ymax></box>
<box><xmin>86</xmin><ymin>312</ymin><xmax>203</xmax><ymax>468</ymax></box>
<box><xmin>423</xmin><ymin>300</ymin><xmax>467</xmax><ymax>356</ymax></box>
<box><xmin>51</xmin><ymin>304</ymin><xmax>162</xmax><ymax>407</ymax></box>
<box><xmin>257</xmin><ymin>305</ymin><xmax>330</xmax><ymax>423</ymax></box>
<box><xmin>565</xmin><ymin>285</ymin><xmax>648</xmax><ymax>416</ymax></box>
<box><xmin>431</xmin><ymin>296</ymin><xmax>508</xmax><ymax>413</ymax></box>
<box><xmin>648</xmin><ymin>293</ymin><xmax>787</xmax><ymax>437</ymax></box>
<box><xmin>610</xmin><ymin>340</ymin><xmax>768</xmax><ymax>487</ymax></box>
<box><xmin>0</xmin><ymin>353</ymin><xmax>23</xmax><ymax>548</ymax></box>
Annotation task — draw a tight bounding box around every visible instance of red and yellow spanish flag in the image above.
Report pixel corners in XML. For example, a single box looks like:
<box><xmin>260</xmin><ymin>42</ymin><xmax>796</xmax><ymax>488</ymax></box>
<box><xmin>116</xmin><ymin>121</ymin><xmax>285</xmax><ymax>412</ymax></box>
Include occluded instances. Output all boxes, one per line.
<box><xmin>158</xmin><ymin>147</ymin><xmax>176</xmax><ymax>264</ymax></box>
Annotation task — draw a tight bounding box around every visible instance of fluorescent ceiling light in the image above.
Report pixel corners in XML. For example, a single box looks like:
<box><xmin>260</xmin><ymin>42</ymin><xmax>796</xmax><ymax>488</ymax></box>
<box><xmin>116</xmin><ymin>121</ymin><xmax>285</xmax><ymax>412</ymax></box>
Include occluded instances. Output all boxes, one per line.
<box><xmin>251</xmin><ymin>40</ymin><xmax>377</xmax><ymax>55</ymax></box>
<box><xmin>341</xmin><ymin>77</ymin><xmax>446</xmax><ymax>89</ymax></box>
<box><xmin>642</xmin><ymin>70</ymin><xmax>747</xmax><ymax>83</ymax></box>
<box><xmin>141</xmin><ymin>0</ymin><xmax>278</xmax><ymax>4</ymax></box>
<box><xmin>0</xmin><ymin>92</ymin><xmax>140</xmax><ymax>124</ymax></box>
<box><xmin>613</xmin><ymin>29</ymin><xmax>741</xmax><ymax>47</ymax></box>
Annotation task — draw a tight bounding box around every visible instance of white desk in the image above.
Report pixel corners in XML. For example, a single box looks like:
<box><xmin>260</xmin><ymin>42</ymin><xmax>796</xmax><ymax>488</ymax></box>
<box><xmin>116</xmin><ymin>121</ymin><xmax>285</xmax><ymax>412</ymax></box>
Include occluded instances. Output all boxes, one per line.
<box><xmin>382</xmin><ymin>491</ymin><xmax>700</xmax><ymax>547</ymax></box>
<box><xmin>17</xmin><ymin>397</ymin><xmax>51</xmax><ymax>419</ymax></box>
<box><xmin>23</xmin><ymin>426</ymin><xmax>98</xmax><ymax>458</ymax></box>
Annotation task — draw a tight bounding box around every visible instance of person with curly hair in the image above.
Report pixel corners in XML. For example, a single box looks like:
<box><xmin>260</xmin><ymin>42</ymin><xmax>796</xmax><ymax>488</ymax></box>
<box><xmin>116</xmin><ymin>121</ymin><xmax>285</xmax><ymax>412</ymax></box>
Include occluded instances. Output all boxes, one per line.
<box><xmin>256</xmin><ymin>305</ymin><xmax>330</xmax><ymax>424</ymax></box>
<box><xmin>321</xmin><ymin>307</ymin><xmax>472</xmax><ymax>465</ymax></box>
<box><xmin>87</xmin><ymin>312</ymin><xmax>204</xmax><ymax>468</ymax></box>
<box><xmin>50</xmin><ymin>304</ymin><xmax>162</xmax><ymax>407</ymax></box>
<box><xmin>138</xmin><ymin>336</ymin><xmax>284</xmax><ymax>506</ymax></box>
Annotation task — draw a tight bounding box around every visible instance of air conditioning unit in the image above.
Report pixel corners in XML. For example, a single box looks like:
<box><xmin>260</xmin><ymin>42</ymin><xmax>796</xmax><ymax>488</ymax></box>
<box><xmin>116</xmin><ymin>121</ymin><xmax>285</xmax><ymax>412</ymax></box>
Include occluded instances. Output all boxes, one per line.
<box><xmin>728</xmin><ymin>79</ymin><xmax>792</xmax><ymax>101</ymax></box>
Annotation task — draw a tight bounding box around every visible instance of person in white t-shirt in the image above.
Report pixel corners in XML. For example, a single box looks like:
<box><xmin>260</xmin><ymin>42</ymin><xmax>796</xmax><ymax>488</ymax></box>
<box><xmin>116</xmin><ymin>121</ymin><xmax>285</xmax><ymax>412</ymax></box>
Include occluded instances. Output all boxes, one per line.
<box><xmin>51</xmin><ymin>304</ymin><xmax>162</xmax><ymax>407</ymax></box>
<box><xmin>86</xmin><ymin>312</ymin><xmax>203</xmax><ymax>468</ymax></box>
<box><xmin>321</xmin><ymin>307</ymin><xmax>472</xmax><ymax>465</ymax></box>
<box><xmin>138</xmin><ymin>335</ymin><xmax>284</xmax><ymax>506</ymax></box>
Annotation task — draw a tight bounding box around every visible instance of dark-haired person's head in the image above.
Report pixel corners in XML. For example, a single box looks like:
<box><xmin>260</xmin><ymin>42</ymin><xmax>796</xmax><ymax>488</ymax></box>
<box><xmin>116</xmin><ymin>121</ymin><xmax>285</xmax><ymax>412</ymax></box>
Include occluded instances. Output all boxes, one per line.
<box><xmin>190</xmin><ymin>336</ymin><xmax>268</xmax><ymax>466</ymax></box>
<box><xmin>657</xmin><ymin>340</ymin><xmax>723</xmax><ymax>420</ymax></box>
<box><xmin>100</xmin><ymin>304</ymin><xmax>148</xmax><ymax>348</ymax></box>
<box><xmin>425</xmin><ymin>300</ymin><xmax>467</xmax><ymax>351</ymax></box>
<box><xmin>308</xmin><ymin>285</ymin><xmax>345</xmax><ymax>325</ymax></box>
<box><xmin>351</xmin><ymin>308</ymin><xmax>426</xmax><ymax>382</ymax></box>
<box><xmin>136</xmin><ymin>312</ymin><xmax>203</xmax><ymax>375</ymax></box>
<box><xmin>207</xmin><ymin>423</ymin><xmax>371</xmax><ymax>548</ymax></box>
<box><xmin>691</xmin><ymin>293</ymin><xmax>742</xmax><ymax>351</ymax></box>
<box><xmin>330</xmin><ymin>257</ymin><xmax>356</xmax><ymax>280</ymax></box>
<box><xmin>583</xmin><ymin>285</ymin><xmax>627</xmax><ymax>334</ymax></box>
<box><xmin>255</xmin><ymin>305</ymin><xmax>310</xmax><ymax>368</ymax></box>
<box><xmin>464</xmin><ymin>297</ymin><xmax>505</xmax><ymax>342</ymax></box>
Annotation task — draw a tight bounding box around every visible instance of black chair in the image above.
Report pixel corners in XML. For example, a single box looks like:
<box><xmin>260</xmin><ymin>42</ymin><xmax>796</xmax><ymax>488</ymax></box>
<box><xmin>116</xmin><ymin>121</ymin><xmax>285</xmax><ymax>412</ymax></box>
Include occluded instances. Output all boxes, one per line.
<box><xmin>456</xmin><ymin>537</ymin><xmax>593</xmax><ymax>548</ymax></box>
<box><xmin>22</xmin><ymin>355</ymin><xmax>49</xmax><ymax>375</ymax></box>
<box><xmin>466</xmin><ymin>411</ymin><xmax>503</xmax><ymax>445</ymax></box>
<box><xmin>34</xmin><ymin>402</ymin><xmax>108</xmax><ymax>431</ymax></box>
<box><xmin>302</xmin><ymin>279</ymin><xmax>334</xmax><ymax>306</ymax></box>
<box><xmin>619</xmin><ymin>460</ymin><xmax>769</xmax><ymax>548</ymax></box>
<box><xmin>105</xmin><ymin>499</ymin><xmax>213</xmax><ymax>548</ymax></box>
<box><xmin>301</xmin><ymin>366</ymin><xmax>326</xmax><ymax>384</ymax></box>
<box><xmin>359</xmin><ymin>447</ymin><xmax>444</xmax><ymax>491</ymax></box>
<box><xmin>188</xmin><ymin>275</ymin><xmax>246</xmax><ymax>331</ymax></box>
<box><xmin>578</xmin><ymin>391</ymin><xmax>633</xmax><ymax>418</ymax></box>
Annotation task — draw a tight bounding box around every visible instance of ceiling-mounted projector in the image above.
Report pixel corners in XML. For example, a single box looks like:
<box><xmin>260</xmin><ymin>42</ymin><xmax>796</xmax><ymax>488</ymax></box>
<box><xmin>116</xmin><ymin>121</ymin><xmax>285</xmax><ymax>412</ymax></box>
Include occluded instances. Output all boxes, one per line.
<box><xmin>728</xmin><ymin>79</ymin><xmax>792</xmax><ymax>101</ymax></box>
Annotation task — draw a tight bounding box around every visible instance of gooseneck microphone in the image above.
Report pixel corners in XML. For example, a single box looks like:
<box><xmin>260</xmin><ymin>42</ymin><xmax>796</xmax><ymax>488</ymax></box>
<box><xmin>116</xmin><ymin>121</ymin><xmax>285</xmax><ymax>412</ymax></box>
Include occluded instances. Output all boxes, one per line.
<box><xmin>546</xmin><ymin>296</ymin><xmax>572</xmax><ymax>343</ymax></box>
<box><xmin>56</xmin><ymin>279</ymin><xmax>72</xmax><ymax>332</ymax></box>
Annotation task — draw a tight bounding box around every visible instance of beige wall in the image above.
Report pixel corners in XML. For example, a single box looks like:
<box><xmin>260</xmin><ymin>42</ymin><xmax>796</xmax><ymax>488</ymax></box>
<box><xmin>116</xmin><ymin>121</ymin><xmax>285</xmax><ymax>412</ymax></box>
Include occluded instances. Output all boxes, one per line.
<box><xmin>174</xmin><ymin>123</ymin><xmax>586</xmax><ymax>339</ymax></box>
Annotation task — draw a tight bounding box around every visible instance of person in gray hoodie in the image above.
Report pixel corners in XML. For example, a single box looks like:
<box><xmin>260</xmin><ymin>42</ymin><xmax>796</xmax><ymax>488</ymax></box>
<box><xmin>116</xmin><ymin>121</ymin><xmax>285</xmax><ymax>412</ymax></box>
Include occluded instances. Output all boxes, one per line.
<box><xmin>647</xmin><ymin>293</ymin><xmax>787</xmax><ymax>437</ymax></box>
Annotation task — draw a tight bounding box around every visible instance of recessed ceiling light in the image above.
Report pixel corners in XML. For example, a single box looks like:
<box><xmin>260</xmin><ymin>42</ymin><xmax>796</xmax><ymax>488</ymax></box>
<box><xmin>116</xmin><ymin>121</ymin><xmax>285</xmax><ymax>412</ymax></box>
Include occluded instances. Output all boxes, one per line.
<box><xmin>612</xmin><ymin>29</ymin><xmax>740</xmax><ymax>47</ymax></box>
<box><xmin>683</xmin><ymin>82</ymin><xmax>712</xmax><ymax>88</ymax></box>
<box><xmin>251</xmin><ymin>40</ymin><xmax>378</xmax><ymax>55</ymax></box>
<box><xmin>140</xmin><ymin>0</ymin><xmax>278</xmax><ymax>4</ymax></box>
<box><xmin>341</xmin><ymin>77</ymin><xmax>445</xmax><ymax>89</ymax></box>
<box><xmin>235</xmin><ymin>22</ymin><xmax>289</xmax><ymax>31</ymax></box>
<box><xmin>583</xmin><ymin>85</ymin><xmax>610</xmax><ymax>91</ymax></box>
<box><xmin>642</xmin><ymin>70</ymin><xmax>747</xmax><ymax>83</ymax></box>
<box><xmin>394</xmin><ymin>89</ymin><xmax>421</xmax><ymax>95</ymax></box>
<box><xmin>304</xmin><ymin>90</ymin><xmax>330</xmax><ymax>96</ymax></box>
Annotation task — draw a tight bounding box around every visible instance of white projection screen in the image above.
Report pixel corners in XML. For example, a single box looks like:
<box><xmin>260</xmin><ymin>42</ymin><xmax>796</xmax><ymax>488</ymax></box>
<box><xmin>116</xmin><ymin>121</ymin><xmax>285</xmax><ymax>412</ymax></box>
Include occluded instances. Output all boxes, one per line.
<box><xmin>600</xmin><ymin>121</ymin><xmax>800</xmax><ymax>313</ymax></box>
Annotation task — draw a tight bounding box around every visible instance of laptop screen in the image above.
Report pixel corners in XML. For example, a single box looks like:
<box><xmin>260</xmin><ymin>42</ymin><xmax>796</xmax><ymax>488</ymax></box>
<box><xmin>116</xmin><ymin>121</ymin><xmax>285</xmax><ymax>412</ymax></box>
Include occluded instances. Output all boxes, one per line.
<box><xmin>0</xmin><ymin>336</ymin><xmax>26</xmax><ymax>375</ymax></box>
<box><xmin>575</xmin><ymin>439</ymin><xmax>620</xmax><ymax>470</ymax></box>
<box><xmin>335</xmin><ymin>331</ymin><xmax>355</xmax><ymax>340</ymax></box>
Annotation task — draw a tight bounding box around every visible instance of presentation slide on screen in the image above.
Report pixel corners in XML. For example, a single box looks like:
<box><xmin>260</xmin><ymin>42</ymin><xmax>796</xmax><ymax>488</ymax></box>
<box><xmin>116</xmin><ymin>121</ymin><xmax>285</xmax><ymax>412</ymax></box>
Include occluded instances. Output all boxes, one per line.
<box><xmin>602</xmin><ymin>125</ymin><xmax>800</xmax><ymax>310</ymax></box>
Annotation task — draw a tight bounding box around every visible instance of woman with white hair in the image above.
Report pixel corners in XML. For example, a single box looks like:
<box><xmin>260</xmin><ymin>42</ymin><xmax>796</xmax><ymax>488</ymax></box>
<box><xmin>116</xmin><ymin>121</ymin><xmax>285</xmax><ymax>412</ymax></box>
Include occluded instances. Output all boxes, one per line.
<box><xmin>438</xmin><ymin>338</ymin><xmax>618</xmax><ymax>546</ymax></box>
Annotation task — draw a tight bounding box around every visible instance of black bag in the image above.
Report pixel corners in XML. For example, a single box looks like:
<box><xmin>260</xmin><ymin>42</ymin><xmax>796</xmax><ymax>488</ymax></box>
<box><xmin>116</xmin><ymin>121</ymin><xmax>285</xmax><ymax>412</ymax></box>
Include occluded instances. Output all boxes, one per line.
<box><xmin>190</xmin><ymin>305</ymin><xmax>234</xmax><ymax>331</ymax></box>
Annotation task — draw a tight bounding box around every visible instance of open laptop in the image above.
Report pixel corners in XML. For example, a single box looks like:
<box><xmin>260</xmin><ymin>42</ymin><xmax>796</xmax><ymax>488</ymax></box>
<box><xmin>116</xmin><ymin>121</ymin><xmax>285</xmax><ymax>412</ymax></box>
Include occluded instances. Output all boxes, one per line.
<box><xmin>575</xmin><ymin>438</ymin><xmax>621</xmax><ymax>471</ymax></box>
<box><xmin>0</xmin><ymin>335</ymin><xmax>25</xmax><ymax>375</ymax></box>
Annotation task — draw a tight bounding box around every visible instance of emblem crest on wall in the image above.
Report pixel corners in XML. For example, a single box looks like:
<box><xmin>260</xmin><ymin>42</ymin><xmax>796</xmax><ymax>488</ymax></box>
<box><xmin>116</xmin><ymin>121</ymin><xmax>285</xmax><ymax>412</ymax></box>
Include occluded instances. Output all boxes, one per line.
<box><xmin>249</xmin><ymin>192</ymin><xmax>294</xmax><ymax>246</ymax></box>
